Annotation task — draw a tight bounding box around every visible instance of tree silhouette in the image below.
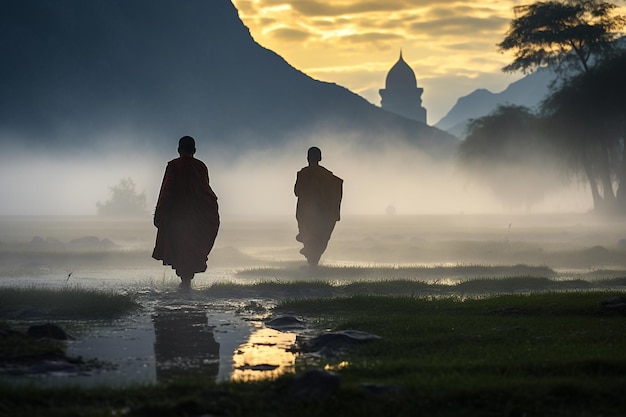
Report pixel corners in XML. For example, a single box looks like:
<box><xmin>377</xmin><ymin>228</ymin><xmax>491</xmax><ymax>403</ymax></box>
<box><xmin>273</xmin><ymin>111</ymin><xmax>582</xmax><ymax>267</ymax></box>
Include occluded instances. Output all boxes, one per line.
<box><xmin>458</xmin><ymin>105</ymin><xmax>563</xmax><ymax>209</ymax></box>
<box><xmin>497</xmin><ymin>0</ymin><xmax>626</xmax><ymax>215</ymax></box>
<box><xmin>97</xmin><ymin>177</ymin><xmax>148</xmax><ymax>217</ymax></box>
<box><xmin>541</xmin><ymin>51</ymin><xmax>626</xmax><ymax>214</ymax></box>
<box><xmin>498</xmin><ymin>0</ymin><xmax>625</xmax><ymax>75</ymax></box>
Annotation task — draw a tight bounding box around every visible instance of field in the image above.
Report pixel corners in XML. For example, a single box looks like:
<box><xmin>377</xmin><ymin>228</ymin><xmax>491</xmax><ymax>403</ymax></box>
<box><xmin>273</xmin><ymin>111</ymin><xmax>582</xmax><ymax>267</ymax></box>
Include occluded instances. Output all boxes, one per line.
<box><xmin>1</xmin><ymin>214</ymin><xmax>626</xmax><ymax>416</ymax></box>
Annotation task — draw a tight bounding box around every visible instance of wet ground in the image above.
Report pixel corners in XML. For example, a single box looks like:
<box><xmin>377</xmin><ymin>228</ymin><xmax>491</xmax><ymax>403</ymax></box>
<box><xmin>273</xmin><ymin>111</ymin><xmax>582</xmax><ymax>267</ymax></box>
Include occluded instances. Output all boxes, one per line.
<box><xmin>0</xmin><ymin>282</ymin><xmax>309</xmax><ymax>387</ymax></box>
<box><xmin>2</xmin><ymin>214</ymin><xmax>626</xmax><ymax>387</ymax></box>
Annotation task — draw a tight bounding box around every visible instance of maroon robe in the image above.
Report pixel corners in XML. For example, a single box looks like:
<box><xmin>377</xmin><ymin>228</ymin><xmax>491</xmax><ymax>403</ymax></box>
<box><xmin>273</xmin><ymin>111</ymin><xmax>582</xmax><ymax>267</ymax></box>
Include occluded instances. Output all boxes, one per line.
<box><xmin>152</xmin><ymin>155</ymin><xmax>219</xmax><ymax>277</ymax></box>
<box><xmin>294</xmin><ymin>164</ymin><xmax>343</xmax><ymax>265</ymax></box>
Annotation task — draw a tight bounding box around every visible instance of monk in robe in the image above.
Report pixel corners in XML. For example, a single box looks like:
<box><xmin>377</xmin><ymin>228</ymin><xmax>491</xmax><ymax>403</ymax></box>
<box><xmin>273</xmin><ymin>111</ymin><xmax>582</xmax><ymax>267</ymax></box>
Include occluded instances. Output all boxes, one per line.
<box><xmin>294</xmin><ymin>146</ymin><xmax>343</xmax><ymax>267</ymax></box>
<box><xmin>152</xmin><ymin>136</ymin><xmax>220</xmax><ymax>290</ymax></box>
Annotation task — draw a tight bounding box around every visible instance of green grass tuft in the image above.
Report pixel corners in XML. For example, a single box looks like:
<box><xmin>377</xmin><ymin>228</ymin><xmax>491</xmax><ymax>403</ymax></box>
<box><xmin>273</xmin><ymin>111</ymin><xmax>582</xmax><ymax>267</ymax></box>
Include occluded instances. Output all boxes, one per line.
<box><xmin>0</xmin><ymin>286</ymin><xmax>141</xmax><ymax>320</ymax></box>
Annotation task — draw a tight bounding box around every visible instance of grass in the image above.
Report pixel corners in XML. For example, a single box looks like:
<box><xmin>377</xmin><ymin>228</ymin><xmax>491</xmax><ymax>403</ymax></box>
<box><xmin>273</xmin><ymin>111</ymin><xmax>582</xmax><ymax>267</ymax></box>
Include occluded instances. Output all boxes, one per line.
<box><xmin>0</xmin><ymin>321</ymin><xmax>65</xmax><ymax>362</ymax></box>
<box><xmin>1</xmin><ymin>287</ymin><xmax>625</xmax><ymax>416</ymax></box>
<box><xmin>278</xmin><ymin>292</ymin><xmax>626</xmax><ymax>415</ymax></box>
<box><xmin>0</xmin><ymin>286</ymin><xmax>141</xmax><ymax>320</ymax></box>
<box><xmin>236</xmin><ymin>264</ymin><xmax>558</xmax><ymax>281</ymax></box>
<box><xmin>206</xmin><ymin>273</ymin><xmax>625</xmax><ymax>300</ymax></box>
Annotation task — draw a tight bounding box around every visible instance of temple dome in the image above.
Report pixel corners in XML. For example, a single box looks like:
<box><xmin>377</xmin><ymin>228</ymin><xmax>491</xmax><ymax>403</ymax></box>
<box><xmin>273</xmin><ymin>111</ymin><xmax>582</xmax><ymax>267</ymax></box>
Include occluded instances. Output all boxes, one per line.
<box><xmin>385</xmin><ymin>51</ymin><xmax>417</xmax><ymax>90</ymax></box>
<box><xmin>379</xmin><ymin>50</ymin><xmax>427</xmax><ymax>124</ymax></box>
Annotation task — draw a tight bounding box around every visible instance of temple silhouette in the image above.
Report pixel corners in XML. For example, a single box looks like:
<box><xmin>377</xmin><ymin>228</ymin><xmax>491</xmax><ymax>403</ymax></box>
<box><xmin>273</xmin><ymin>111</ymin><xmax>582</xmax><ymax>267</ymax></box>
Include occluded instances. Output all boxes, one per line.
<box><xmin>379</xmin><ymin>51</ymin><xmax>427</xmax><ymax>124</ymax></box>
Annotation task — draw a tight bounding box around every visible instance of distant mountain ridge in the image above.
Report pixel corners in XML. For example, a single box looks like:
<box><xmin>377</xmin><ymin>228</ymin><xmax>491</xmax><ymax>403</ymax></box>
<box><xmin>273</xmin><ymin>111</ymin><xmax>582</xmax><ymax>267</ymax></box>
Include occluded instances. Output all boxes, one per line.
<box><xmin>435</xmin><ymin>69</ymin><xmax>555</xmax><ymax>138</ymax></box>
<box><xmin>0</xmin><ymin>0</ymin><xmax>457</xmax><ymax>156</ymax></box>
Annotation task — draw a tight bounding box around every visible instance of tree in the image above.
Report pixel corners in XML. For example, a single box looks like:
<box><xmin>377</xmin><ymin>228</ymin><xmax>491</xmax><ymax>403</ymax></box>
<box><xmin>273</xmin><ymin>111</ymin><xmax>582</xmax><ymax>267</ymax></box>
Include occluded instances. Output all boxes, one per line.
<box><xmin>541</xmin><ymin>51</ymin><xmax>626</xmax><ymax>214</ymax></box>
<box><xmin>498</xmin><ymin>0</ymin><xmax>626</xmax><ymax>75</ymax></box>
<box><xmin>458</xmin><ymin>105</ymin><xmax>563</xmax><ymax>209</ymax></box>
<box><xmin>97</xmin><ymin>177</ymin><xmax>148</xmax><ymax>217</ymax></box>
<box><xmin>498</xmin><ymin>0</ymin><xmax>626</xmax><ymax>215</ymax></box>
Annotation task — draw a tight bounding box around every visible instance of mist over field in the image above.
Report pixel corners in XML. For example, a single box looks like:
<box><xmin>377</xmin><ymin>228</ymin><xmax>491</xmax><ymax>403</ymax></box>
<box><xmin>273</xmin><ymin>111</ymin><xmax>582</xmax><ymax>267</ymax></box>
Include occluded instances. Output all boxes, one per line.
<box><xmin>0</xmin><ymin>131</ymin><xmax>591</xmax><ymax>218</ymax></box>
<box><xmin>2</xmin><ymin>132</ymin><xmax>620</xmax><ymax>291</ymax></box>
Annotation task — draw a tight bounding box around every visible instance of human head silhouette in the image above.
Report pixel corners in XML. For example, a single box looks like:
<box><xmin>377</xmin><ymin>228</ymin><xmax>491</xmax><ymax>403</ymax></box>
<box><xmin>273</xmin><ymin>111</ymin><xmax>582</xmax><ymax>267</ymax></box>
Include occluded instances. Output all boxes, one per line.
<box><xmin>307</xmin><ymin>146</ymin><xmax>322</xmax><ymax>164</ymax></box>
<box><xmin>178</xmin><ymin>136</ymin><xmax>196</xmax><ymax>155</ymax></box>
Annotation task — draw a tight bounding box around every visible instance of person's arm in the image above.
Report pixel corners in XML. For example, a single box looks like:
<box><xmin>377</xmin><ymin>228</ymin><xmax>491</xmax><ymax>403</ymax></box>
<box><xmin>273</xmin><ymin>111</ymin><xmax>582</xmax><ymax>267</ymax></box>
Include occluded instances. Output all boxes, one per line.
<box><xmin>294</xmin><ymin>171</ymin><xmax>301</xmax><ymax>197</ymax></box>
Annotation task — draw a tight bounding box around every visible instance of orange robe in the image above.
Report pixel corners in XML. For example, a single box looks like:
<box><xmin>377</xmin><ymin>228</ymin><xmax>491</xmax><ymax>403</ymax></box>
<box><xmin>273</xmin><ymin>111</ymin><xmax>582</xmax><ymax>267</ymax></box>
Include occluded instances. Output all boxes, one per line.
<box><xmin>152</xmin><ymin>155</ymin><xmax>220</xmax><ymax>277</ymax></box>
<box><xmin>294</xmin><ymin>164</ymin><xmax>343</xmax><ymax>265</ymax></box>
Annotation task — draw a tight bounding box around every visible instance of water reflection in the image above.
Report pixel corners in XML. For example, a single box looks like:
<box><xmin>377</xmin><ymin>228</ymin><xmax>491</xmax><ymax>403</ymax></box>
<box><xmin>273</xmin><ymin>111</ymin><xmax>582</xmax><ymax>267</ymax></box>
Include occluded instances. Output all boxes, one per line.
<box><xmin>152</xmin><ymin>307</ymin><xmax>219</xmax><ymax>382</ymax></box>
<box><xmin>152</xmin><ymin>306</ymin><xmax>299</xmax><ymax>383</ymax></box>
<box><xmin>4</xmin><ymin>302</ymin><xmax>299</xmax><ymax>387</ymax></box>
<box><xmin>231</xmin><ymin>326</ymin><xmax>297</xmax><ymax>382</ymax></box>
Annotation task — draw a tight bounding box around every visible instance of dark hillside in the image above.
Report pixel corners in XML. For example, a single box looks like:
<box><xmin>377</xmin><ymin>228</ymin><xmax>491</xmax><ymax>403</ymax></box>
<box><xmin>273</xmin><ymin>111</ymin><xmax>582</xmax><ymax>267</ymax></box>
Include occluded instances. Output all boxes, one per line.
<box><xmin>0</xmin><ymin>0</ymin><xmax>457</xmax><ymax>156</ymax></box>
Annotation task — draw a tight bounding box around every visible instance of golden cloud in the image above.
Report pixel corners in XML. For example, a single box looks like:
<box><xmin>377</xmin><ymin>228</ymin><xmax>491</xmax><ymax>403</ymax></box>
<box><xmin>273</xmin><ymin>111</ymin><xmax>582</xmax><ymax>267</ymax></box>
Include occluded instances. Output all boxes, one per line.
<box><xmin>409</xmin><ymin>16</ymin><xmax>509</xmax><ymax>37</ymax></box>
<box><xmin>267</xmin><ymin>27</ymin><xmax>312</xmax><ymax>42</ymax></box>
<box><xmin>232</xmin><ymin>0</ymin><xmax>624</xmax><ymax>122</ymax></box>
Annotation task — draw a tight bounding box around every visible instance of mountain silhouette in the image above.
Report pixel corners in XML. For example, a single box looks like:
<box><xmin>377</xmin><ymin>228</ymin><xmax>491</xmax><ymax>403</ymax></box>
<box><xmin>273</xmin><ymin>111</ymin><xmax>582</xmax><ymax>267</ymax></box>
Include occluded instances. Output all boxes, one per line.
<box><xmin>0</xmin><ymin>0</ymin><xmax>457</xmax><ymax>156</ymax></box>
<box><xmin>435</xmin><ymin>69</ymin><xmax>555</xmax><ymax>138</ymax></box>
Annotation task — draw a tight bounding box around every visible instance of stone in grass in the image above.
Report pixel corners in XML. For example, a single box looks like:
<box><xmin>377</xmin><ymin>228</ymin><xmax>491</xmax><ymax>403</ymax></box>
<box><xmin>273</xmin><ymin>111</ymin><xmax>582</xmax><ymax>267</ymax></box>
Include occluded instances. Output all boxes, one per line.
<box><xmin>299</xmin><ymin>329</ymin><xmax>381</xmax><ymax>356</ymax></box>
<box><xmin>360</xmin><ymin>383</ymin><xmax>402</xmax><ymax>395</ymax></box>
<box><xmin>599</xmin><ymin>296</ymin><xmax>626</xmax><ymax>315</ymax></box>
<box><xmin>288</xmin><ymin>369</ymin><xmax>340</xmax><ymax>399</ymax></box>
<box><xmin>27</xmin><ymin>323</ymin><xmax>71</xmax><ymax>340</ymax></box>
<box><xmin>265</xmin><ymin>315</ymin><xmax>305</xmax><ymax>330</ymax></box>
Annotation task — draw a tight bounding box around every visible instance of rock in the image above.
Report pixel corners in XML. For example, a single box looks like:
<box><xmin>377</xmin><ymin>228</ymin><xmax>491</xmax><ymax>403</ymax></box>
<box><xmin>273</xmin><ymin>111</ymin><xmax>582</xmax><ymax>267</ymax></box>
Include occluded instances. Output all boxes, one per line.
<box><xmin>599</xmin><ymin>296</ymin><xmax>626</xmax><ymax>315</ymax></box>
<box><xmin>236</xmin><ymin>364</ymin><xmax>279</xmax><ymax>371</ymax></box>
<box><xmin>288</xmin><ymin>369</ymin><xmax>340</xmax><ymax>399</ymax></box>
<box><xmin>360</xmin><ymin>383</ymin><xmax>402</xmax><ymax>395</ymax></box>
<box><xmin>27</xmin><ymin>323</ymin><xmax>71</xmax><ymax>340</ymax></box>
<box><xmin>265</xmin><ymin>315</ymin><xmax>305</xmax><ymax>330</ymax></box>
<box><xmin>300</xmin><ymin>330</ymin><xmax>381</xmax><ymax>353</ymax></box>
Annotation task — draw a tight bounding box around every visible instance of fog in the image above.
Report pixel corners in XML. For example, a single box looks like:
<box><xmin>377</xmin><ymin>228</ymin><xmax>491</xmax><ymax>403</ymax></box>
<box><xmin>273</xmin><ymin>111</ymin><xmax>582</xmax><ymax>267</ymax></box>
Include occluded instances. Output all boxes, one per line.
<box><xmin>0</xmin><ymin>133</ymin><xmax>592</xmax><ymax>218</ymax></box>
<box><xmin>1</xmin><ymin>132</ymin><xmax>625</xmax><ymax>292</ymax></box>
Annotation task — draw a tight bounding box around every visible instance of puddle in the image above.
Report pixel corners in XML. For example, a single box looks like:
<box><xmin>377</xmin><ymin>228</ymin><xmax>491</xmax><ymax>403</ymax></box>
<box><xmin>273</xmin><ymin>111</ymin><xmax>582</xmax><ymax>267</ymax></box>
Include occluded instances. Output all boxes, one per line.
<box><xmin>1</xmin><ymin>296</ymin><xmax>303</xmax><ymax>387</ymax></box>
<box><xmin>65</xmin><ymin>314</ymin><xmax>158</xmax><ymax>387</ymax></box>
<box><xmin>231</xmin><ymin>326</ymin><xmax>297</xmax><ymax>382</ymax></box>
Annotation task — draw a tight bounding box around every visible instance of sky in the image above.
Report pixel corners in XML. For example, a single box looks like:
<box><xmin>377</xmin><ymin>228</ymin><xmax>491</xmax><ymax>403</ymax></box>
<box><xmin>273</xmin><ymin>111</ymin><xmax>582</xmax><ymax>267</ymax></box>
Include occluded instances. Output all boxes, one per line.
<box><xmin>231</xmin><ymin>0</ymin><xmax>624</xmax><ymax>125</ymax></box>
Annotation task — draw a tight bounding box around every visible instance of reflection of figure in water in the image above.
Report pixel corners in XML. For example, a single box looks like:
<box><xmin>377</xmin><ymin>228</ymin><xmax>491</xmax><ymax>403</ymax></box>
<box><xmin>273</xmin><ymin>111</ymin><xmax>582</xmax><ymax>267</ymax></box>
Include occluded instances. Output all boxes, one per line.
<box><xmin>152</xmin><ymin>307</ymin><xmax>219</xmax><ymax>382</ymax></box>
<box><xmin>294</xmin><ymin>146</ymin><xmax>343</xmax><ymax>267</ymax></box>
<box><xmin>152</xmin><ymin>136</ymin><xmax>220</xmax><ymax>290</ymax></box>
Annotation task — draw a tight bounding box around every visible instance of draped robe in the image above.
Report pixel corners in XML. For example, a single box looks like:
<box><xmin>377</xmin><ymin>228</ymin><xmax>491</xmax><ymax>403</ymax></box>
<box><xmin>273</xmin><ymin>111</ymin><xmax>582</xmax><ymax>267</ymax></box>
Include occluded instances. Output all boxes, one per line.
<box><xmin>294</xmin><ymin>164</ymin><xmax>343</xmax><ymax>266</ymax></box>
<box><xmin>152</xmin><ymin>155</ymin><xmax>219</xmax><ymax>277</ymax></box>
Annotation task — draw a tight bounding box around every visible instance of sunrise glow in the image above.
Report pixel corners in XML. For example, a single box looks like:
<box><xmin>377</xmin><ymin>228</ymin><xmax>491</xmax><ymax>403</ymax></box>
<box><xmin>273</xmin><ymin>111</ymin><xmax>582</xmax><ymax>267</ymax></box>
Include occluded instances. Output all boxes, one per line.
<box><xmin>232</xmin><ymin>0</ymin><xmax>626</xmax><ymax>123</ymax></box>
